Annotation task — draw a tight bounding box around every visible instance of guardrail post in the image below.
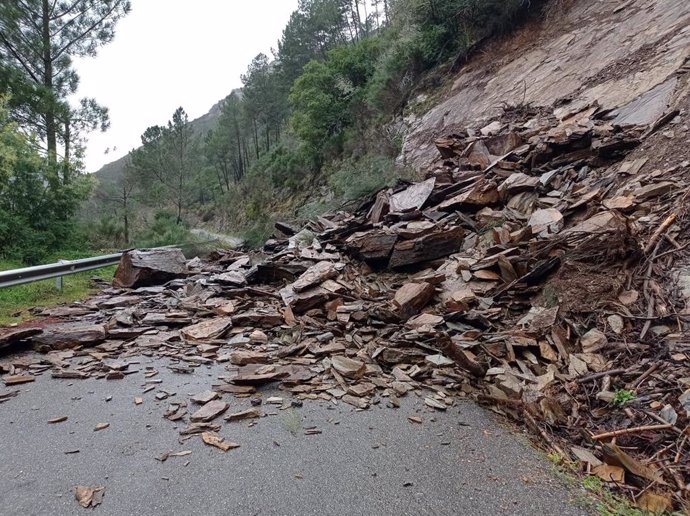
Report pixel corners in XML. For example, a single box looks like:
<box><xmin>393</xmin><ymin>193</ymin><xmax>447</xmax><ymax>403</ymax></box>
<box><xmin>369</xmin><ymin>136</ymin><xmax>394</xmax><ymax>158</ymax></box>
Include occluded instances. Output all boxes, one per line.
<box><xmin>55</xmin><ymin>259</ymin><xmax>69</xmax><ymax>291</ymax></box>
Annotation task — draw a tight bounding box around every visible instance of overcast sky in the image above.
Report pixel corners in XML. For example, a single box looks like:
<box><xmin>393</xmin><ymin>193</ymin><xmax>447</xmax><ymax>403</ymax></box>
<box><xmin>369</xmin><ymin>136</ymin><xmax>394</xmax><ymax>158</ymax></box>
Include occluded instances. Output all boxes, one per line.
<box><xmin>72</xmin><ymin>0</ymin><xmax>299</xmax><ymax>172</ymax></box>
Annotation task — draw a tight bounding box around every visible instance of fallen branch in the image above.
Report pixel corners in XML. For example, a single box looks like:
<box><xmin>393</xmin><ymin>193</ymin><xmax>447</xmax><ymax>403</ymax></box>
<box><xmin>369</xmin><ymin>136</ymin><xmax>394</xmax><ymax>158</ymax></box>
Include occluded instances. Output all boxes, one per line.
<box><xmin>655</xmin><ymin>240</ymin><xmax>690</xmax><ymax>260</ymax></box>
<box><xmin>644</xmin><ymin>213</ymin><xmax>677</xmax><ymax>255</ymax></box>
<box><xmin>643</xmin><ymin>410</ymin><xmax>685</xmax><ymax>435</ymax></box>
<box><xmin>629</xmin><ymin>362</ymin><xmax>662</xmax><ymax>390</ymax></box>
<box><xmin>592</xmin><ymin>423</ymin><xmax>673</xmax><ymax>441</ymax></box>
<box><xmin>576</xmin><ymin>368</ymin><xmax>629</xmax><ymax>384</ymax></box>
<box><xmin>438</xmin><ymin>334</ymin><xmax>487</xmax><ymax>378</ymax></box>
<box><xmin>523</xmin><ymin>409</ymin><xmax>567</xmax><ymax>458</ymax></box>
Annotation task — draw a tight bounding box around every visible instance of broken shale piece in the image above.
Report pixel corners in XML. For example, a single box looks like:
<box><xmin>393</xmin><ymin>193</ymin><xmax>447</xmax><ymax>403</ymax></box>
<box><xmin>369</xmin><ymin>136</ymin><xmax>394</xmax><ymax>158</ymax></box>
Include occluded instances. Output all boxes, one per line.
<box><xmin>201</xmin><ymin>431</ymin><xmax>239</xmax><ymax>452</ymax></box>
<box><xmin>225</xmin><ymin>408</ymin><xmax>261</xmax><ymax>422</ymax></box>
<box><xmin>74</xmin><ymin>485</ymin><xmax>105</xmax><ymax>508</ymax></box>
<box><xmin>190</xmin><ymin>400</ymin><xmax>229</xmax><ymax>422</ymax></box>
<box><xmin>190</xmin><ymin>390</ymin><xmax>219</xmax><ymax>404</ymax></box>
<box><xmin>3</xmin><ymin>374</ymin><xmax>35</xmax><ymax>386</ymax></box>
<box><xmin>393</xmin><ymin>282</ymin><xmax>435</xmax><ymax>320</ymax></box>
<box><xmin>330</xmin><ymin>356</ymin><xmax>366</xmax><ymax>379</ymax></box>
<box><xmin>180</xmin><ymin>422</ymin><xmax>221</xmax><ymax>435</ymax></box>
<box><xmin>424</xmin><ymin>397</ymin><xmax>447</xmax><ymax>410</ymax></box>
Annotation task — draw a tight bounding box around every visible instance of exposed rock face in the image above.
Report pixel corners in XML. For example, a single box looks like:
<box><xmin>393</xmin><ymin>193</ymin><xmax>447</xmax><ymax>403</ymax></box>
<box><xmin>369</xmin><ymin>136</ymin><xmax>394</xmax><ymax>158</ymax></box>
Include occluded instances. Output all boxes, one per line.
<box><xmin>400</xmin><ymin>0</ymin><xmax>690</xmax><ymax>171</ymax></box>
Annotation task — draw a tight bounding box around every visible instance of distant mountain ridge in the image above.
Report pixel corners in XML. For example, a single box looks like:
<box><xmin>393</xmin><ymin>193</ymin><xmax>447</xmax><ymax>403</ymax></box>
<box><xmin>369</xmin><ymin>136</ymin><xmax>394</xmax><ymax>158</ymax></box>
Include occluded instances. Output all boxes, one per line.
<box><xmin>92</xmin><ymin>96</ymin><xmax>226</xmax><ymax>188</ymax></box>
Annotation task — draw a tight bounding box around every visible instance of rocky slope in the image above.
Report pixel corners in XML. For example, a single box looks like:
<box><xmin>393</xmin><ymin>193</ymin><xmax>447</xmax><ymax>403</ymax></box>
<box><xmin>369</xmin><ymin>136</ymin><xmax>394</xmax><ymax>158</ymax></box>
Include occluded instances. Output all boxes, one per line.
<box><xmin>3</xmin><ymin>75</ymin><xmax>690</xmax><ymax>509</ymax></box>
<box><xmin>400</xmin><ymin>0</ymin><xmax>690</xmax><ymax>173</ymax></box>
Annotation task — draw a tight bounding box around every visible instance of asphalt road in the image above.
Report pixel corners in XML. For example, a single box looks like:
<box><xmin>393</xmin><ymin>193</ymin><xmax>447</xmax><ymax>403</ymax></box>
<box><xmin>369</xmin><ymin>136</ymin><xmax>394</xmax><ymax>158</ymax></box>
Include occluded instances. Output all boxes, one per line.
<box><xmin>0</xmin><ymin>355</ymin><xmax>587</xmax><ymax>515</ymax></box>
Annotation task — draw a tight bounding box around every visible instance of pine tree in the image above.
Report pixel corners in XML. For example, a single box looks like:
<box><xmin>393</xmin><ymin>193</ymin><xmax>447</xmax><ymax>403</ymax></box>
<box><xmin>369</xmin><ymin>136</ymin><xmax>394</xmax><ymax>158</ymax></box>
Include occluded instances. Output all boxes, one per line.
<box><xmin>0</xmin><ymin>0</ymin><xmax>130</xmax><ymax>168</ymax></box>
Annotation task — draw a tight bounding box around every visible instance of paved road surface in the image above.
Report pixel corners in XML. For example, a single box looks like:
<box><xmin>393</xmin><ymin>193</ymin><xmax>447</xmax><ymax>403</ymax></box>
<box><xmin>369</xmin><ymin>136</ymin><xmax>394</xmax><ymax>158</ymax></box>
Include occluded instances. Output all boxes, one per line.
<box><xmin>0</xmin><ymin>356</ymin><xmax>587</xmax><ymax>515</ymax></box>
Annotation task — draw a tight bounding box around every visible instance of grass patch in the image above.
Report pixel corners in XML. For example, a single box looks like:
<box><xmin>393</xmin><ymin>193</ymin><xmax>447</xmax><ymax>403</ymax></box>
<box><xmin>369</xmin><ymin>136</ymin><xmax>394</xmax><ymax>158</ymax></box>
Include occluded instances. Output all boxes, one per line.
<box><xmin>580</xmin><ymin>475</ymin><xmax>650</xmax><ymax>516</ymax></box>
<box><xmin>0</xmin><ymin>259</ymin><xmax>115</xmax><ymax>327</ymax></box>
<box><xmin>541</xmin><ymin>450</ymin><xmax>653</xmax><ymax>516</ymax></box>
<box><xmin>237</xmin><ymin>219</ymin><xmax>275</xmax><ymax>249</ymax></box>
<box><xmin>282</xmin><ymin>409</ymin><xmax>302</xmax><ymax>436</ymax></box>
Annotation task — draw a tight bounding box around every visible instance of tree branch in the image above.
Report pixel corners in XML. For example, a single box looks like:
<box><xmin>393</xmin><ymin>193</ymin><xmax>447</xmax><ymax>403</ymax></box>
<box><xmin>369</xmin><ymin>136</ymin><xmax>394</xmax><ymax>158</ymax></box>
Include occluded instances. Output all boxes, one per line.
<box><xmin>0</xmin><ymin>33</ymin><xmax>41</xmax><ymax>83</ymax></box>
<box><xmin>53</xmin><ymin>1</ymin><xmax>121</xmax><ymax>60</ymax></box>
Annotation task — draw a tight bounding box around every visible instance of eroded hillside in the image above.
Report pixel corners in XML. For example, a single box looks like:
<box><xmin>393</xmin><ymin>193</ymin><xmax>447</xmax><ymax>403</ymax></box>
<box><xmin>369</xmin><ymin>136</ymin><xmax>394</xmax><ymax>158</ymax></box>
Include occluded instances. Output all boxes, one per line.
<box><xmin>401</xmin><ymin>0</ymin><xmax>690</xmax><ymax>171</ymax></box>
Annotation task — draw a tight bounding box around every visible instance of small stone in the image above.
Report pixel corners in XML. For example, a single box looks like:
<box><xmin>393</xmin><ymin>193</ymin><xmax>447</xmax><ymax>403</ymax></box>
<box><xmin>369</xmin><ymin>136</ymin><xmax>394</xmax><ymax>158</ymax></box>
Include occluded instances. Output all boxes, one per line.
<box><xmin>581</xmin><ymin>328</ymin><xmax>607</xmax><ymax>353</ymax></box>
<box><xmin>607</xmin><ymin>315</ymin><xmax>624</xmax><ymax>335</ymax></box>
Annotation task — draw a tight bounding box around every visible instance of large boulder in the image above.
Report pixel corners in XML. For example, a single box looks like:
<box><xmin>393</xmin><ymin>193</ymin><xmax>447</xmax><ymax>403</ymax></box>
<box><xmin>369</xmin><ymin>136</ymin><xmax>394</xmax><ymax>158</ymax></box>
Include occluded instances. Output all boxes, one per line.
<box><xmin>113</xmin><ymin>248</ymin><xmax>188</xmax><ymax>288</ymax></box>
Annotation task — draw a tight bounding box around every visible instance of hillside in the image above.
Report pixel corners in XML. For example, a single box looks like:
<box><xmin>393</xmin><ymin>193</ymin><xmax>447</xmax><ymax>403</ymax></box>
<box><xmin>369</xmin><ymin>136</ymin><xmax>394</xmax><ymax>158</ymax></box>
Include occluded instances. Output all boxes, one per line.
<box><xmin>400</xmin><ymin>0</ymin><xmax>690</xmax><ymax>170</ymax></box>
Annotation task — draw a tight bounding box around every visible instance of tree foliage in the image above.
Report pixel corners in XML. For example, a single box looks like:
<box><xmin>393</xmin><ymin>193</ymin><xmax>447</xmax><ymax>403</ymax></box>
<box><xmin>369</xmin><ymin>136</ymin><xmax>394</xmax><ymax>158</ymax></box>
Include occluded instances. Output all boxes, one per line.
<box><xmin>0</xmin><ymin>96</ymin><xmax>91</xmax><ymax>263</ymax></box>
<box><xmin>0</xmin><ymin>0</ymin><xmax>130</xmax><ymax>168</ymax></box>
<box><xmin>130</xmin><ymin>107</ymin><xmax>200</xmax><ymax>224</ymax></box>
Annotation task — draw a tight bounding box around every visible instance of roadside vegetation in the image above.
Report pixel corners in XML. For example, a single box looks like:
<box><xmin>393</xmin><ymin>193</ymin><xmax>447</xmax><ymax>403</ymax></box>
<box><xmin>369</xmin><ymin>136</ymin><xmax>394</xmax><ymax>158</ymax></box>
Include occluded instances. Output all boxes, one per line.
<box><xmin>0</xmin><ymin>259</ymin><xmax>115</xmax><ymax>326</ymax></box>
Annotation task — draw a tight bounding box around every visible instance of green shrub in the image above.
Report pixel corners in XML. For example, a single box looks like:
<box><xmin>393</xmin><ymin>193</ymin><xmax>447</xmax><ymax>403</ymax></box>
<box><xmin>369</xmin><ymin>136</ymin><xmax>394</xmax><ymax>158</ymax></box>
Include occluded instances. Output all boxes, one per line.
<box><xmin>133</xmin><ymin>209</ymin><xmax>193</xmax><ymax>248</ymax></box>
<box><xmin>238</xmin><ymin>218</ymin><xmax>274</xmax><ymax>248</ymax></box>
<box><xmin>329</xmin><ymin>154</ymin><xmax>399</xmax><ymax>201</ymax></box>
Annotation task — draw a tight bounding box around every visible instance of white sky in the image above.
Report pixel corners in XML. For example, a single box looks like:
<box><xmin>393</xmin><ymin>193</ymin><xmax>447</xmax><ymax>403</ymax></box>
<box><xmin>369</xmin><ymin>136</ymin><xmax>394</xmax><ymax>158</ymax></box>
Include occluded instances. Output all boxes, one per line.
<box><xmin>73</xmin><ymin>0</ymin><xmax>299</xmax><ymax>172</ymax></box>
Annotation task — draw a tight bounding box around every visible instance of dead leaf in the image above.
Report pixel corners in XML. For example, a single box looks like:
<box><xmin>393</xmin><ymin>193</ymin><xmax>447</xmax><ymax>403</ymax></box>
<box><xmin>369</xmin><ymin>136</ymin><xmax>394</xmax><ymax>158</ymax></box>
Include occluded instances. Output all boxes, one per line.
<box><xmin>637</xmin><ymin>492</ymin><xmax>672</xmax><ymax>513</ymax></box>
<box><xmin>592</xmin><ymin>464</ymin><xmax>625</xmax><ymax>483</ymax></box>
<box><xmin>602</xmin><ymin>443</ymin><xmax>666</xmax><ymax>484</ymax></box>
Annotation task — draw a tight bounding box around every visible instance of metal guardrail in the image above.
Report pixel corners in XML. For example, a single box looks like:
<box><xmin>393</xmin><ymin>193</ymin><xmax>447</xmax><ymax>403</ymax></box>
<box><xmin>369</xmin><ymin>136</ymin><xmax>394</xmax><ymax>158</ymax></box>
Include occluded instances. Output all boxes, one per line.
<box><xmin>0</xmin><ymin>253</ymin><xmax>123</xmax><ymax>288</ymax></box>
<box><xmin>0</xmin><ymin>239</ymin><xmax>223</xmax><ymax>289</ymax></box>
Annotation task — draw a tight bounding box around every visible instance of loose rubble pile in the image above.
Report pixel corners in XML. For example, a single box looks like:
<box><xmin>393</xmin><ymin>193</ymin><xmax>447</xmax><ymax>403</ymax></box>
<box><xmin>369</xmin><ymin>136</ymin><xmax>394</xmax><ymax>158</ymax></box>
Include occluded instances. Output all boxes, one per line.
<box><xmin>2</xmin><ymin>99</ymin><xmax>690</xmax><ymax>511</ymax></box>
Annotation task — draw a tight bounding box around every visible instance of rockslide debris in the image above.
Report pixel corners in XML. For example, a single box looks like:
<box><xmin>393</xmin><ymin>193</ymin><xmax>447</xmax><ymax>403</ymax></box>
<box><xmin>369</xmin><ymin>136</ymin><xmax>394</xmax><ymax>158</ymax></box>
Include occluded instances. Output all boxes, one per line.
<box><xmin>2</xmin><ymin>99</ymin><xmax>690</xmax><ymax>510</ymax></box>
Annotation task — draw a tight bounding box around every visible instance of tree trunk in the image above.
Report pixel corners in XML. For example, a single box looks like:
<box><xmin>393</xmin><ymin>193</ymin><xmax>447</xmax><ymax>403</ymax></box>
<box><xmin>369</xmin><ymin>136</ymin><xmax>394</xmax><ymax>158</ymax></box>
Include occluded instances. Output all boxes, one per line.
<box><xmin>234</xmin><ymin>127</ymin><xmax>244</xmax><ymax>181</ymax></box>
<box><xmin>252</xmin><ymin>119</ymin><xmax>259</xmax><ymax>159</ymax></box>
<box><xmin>350</xmin><ymin>2</ymin><xmax>360</xmax><ymax>41</ymax></box>
<box><xmin>123</xmin><ymin>209</ymin><xmax>129</xmax><ymax>245</ymax></box>
<box><xmin>41</xmin><ymin>0</ymin><xmax>57</xmax><ymax>164</ymax></box>
<box><xmin>63</xmin><ymin>117</ymin><xmax>70</xmax><ymax>183</ymax></box>
<box><xmin>362</xmin><ymin>0</ymin><xmax>368</xmax><ymax>35</ymax></box>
